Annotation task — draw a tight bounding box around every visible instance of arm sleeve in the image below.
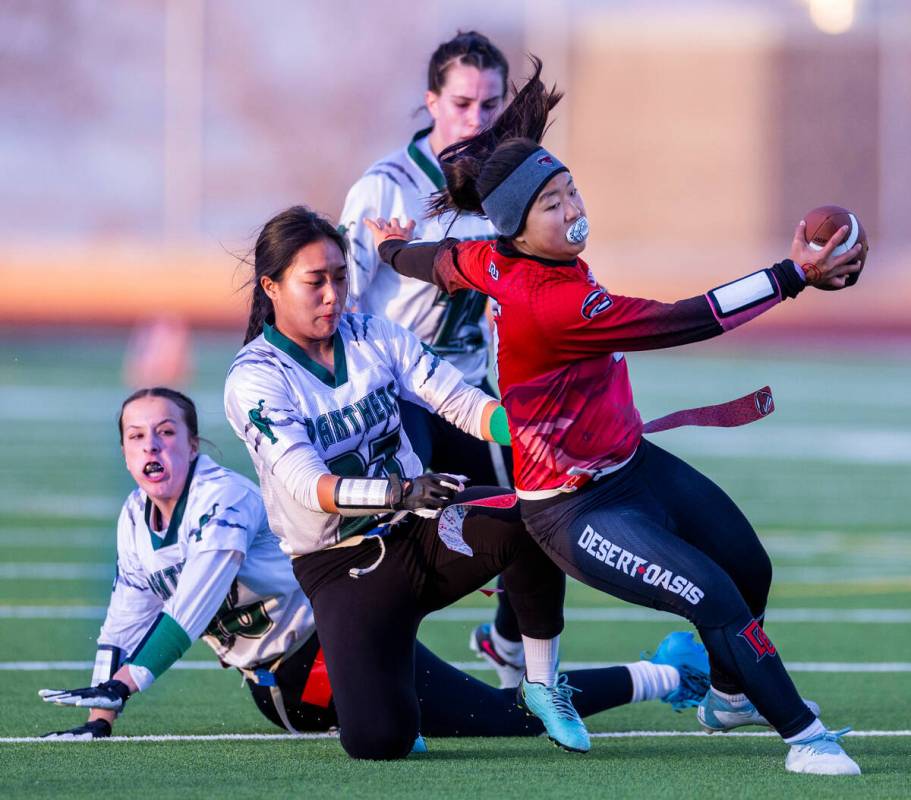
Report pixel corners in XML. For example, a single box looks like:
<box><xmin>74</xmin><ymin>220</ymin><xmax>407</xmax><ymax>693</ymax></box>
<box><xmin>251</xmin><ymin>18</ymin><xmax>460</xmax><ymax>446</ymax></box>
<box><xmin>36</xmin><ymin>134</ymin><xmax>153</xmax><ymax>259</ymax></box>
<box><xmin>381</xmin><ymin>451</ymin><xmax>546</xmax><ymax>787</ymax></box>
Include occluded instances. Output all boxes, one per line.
<box><xmin>126</xmin><ymin>550</ymin><xmax>243</xmax><ymax>691</ymax></box>
<box><xmin>379</xmin><ymin>238</ymin><xmax>492</xmax><ymax>294</ymax></box>
<box><xmin>538</xmin><ymin>261</ymin><xmax>805</xmax><ymax>362</ymax></box>
<box><xmin>163</xmin><ymin>549</ymin><xmax>244</xmax><ymax>641</ymax></box>
<box><xmin>341</xmin><ymin>173</ymin><xmax>407</xmax><ymax>309</ymax></box>
<box><xmin>224</xmin><ymin>362</ymin><xmax>330</xmax><ymax>511</ymax></box>
<box><xmin>95</xmin><ymin>509</ymin><xmax>163</xmax><ymax>664</ymax></box>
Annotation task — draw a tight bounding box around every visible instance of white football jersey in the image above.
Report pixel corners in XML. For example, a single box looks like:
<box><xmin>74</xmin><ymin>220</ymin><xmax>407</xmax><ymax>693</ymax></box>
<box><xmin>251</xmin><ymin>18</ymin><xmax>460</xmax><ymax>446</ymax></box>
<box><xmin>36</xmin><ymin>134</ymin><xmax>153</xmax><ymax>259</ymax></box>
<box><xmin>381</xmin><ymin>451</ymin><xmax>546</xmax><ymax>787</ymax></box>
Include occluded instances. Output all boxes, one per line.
<box><xmin>224</xmin><ymin>313</ymin><xmax>491</xmax><ymax>556</ymax></box>
<box><xmin>340</xmin><ymin>128</ymin><xmax>497</xmax><ymax>386</ymax></box>
<box><xmin>97</xmin><ymin>454</ymin><xmax>315</xmax><ymax>670</ymax></box>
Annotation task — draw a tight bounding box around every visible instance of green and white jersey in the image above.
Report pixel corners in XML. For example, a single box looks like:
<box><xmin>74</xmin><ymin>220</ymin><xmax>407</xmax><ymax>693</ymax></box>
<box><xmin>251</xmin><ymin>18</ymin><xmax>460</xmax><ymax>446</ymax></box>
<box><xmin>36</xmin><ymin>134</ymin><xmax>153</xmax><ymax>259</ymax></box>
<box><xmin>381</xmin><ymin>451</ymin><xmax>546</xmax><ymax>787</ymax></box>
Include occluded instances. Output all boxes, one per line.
<box><xmin>340</xmin><ymin>127</ymin><xmax>496</xmax><ymax>386</ymax></box>
<box><xmin>97</xmin><ymin>455</ymin><xmax>315</xmax><ymax>672</ymax></box>
<box><xmin>224</xmin><ymin>313</ymin><xmax>491</xmax><ymax>557</ymax></box>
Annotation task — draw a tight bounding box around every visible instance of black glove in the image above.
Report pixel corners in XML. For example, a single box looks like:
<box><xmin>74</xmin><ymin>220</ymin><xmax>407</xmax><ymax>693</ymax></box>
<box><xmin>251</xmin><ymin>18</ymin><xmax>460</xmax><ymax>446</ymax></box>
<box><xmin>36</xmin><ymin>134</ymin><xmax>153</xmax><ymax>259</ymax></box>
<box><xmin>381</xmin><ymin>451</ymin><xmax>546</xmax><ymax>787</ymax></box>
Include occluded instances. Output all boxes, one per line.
<box><xmin>39</xmin><ymin>679</ymin><xmax>132</xmax><ymax>711</ymax></box>
<box><xmin>41</xmin><ymin>719</ymin><xmax>112</xmax><ymax>741</ymax></box>
<box><xmin>388</xmin><ymin>473</ymin><xmax>461</xmax><ymax>512</ymax></box>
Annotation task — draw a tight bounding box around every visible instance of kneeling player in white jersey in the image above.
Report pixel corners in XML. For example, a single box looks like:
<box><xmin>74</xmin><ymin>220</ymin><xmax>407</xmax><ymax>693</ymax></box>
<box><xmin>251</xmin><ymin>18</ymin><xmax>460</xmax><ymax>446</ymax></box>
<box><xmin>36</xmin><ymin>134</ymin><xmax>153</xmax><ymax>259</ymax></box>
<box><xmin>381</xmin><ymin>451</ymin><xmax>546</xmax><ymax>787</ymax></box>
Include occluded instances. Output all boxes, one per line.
<box><xmin>39</xmin><ymin>388</ymin><xmax>710</xmax><ymax>743</ymax></box>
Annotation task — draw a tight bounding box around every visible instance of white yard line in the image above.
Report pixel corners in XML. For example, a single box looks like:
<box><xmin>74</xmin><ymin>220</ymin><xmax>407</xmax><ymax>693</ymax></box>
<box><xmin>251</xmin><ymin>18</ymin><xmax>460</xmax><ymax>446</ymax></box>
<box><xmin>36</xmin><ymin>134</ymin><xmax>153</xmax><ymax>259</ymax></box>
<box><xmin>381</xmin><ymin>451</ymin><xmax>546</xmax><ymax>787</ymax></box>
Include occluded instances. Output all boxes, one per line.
<box><xmin>0</xmin><ymin>495</ymin><xmax>121</xmax><ymax>519</ymax></box>
<box><xmin>3</xmin><ymin>605</ymin><xmax>911</xmax><ymax>623</ymax></box>
<box><xmin>0</xmin><ymin>530</ymin><xmax>110</xmax><ymax>548</ymax></box>
<box><xmin>0</xmin><ymin>564</ymin><xmax>111</xmax><ymax>579</ymax></box>
<box><xmin>1</xmin><ymin>729</ymin><xmax>909</xmax><ymax>744</ymax></box>
<box><xmin>5</xmin><ymin>660</ymin><xmax>911</xmax><ymax>673</ymax></box>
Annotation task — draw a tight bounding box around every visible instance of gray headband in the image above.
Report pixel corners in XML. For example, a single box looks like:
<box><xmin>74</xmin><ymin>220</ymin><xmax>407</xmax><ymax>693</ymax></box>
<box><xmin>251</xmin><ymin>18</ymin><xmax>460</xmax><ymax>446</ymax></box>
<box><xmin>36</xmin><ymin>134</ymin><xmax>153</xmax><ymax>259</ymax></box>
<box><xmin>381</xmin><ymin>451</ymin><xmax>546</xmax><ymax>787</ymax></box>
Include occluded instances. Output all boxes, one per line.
<box><xmin>480</xmin><ymin>148</ymin><xmax>568</xmax><ymax>237</ymax></box>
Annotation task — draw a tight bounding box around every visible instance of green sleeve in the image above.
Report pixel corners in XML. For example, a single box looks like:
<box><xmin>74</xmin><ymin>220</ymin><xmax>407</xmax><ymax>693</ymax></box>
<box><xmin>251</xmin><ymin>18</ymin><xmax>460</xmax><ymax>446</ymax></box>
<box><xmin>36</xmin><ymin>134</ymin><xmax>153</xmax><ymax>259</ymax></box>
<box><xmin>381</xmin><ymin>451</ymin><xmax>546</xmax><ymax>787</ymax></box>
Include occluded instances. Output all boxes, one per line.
<box><xmin>130</xmin><ymin>613</ymin><xmax>192</xmax><ymax>679</ymax></box>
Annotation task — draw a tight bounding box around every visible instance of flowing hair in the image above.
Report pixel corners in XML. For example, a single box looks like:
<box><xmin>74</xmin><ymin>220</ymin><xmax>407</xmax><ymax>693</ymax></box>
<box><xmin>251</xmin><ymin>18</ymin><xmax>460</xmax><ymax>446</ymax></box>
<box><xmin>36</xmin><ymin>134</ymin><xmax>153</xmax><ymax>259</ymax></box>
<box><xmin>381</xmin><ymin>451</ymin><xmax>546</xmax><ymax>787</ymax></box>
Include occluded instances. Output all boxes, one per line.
<box><xmin>241</xmin><ymin>206</ymin><xmax>348</xmax><ymax>345</ymax></box>
<box><xmin>428</xmin><ymin>56</ymin><xmax>563</xmax><ymax>219</ymax></box>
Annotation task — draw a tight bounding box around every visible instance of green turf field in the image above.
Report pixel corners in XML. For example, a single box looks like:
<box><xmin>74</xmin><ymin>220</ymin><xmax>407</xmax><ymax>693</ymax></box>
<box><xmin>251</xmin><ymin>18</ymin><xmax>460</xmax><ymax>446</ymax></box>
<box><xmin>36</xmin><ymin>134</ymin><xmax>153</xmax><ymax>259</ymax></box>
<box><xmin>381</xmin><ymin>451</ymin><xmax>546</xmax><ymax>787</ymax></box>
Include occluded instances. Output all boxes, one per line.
<box><xmin>1</xmin><ymin>330</ymin><xmax>909</xmax><ymax>799</ymax></box>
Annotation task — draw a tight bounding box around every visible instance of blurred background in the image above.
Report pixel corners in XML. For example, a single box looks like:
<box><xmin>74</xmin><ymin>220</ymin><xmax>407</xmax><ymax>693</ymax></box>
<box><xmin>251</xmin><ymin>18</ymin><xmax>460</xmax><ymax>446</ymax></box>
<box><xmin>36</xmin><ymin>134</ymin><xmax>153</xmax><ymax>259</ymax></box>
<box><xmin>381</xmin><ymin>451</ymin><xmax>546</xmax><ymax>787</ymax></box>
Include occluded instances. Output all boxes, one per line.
<box><xmin>2</xmin><ymin>0</ymin><xmax>909</xmax><ymax>330</ymax></box>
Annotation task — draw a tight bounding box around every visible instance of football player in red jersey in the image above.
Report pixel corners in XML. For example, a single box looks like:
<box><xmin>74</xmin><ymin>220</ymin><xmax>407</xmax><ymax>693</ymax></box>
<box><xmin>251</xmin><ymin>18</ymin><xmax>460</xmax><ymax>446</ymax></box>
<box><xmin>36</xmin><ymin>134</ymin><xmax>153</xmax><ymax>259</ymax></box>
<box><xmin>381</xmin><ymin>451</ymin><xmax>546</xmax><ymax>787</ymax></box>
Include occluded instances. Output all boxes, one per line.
<box><xmin>365</xmin><ymin>58</ymin><xmax>864</xmax><ymax>776</ymax></box>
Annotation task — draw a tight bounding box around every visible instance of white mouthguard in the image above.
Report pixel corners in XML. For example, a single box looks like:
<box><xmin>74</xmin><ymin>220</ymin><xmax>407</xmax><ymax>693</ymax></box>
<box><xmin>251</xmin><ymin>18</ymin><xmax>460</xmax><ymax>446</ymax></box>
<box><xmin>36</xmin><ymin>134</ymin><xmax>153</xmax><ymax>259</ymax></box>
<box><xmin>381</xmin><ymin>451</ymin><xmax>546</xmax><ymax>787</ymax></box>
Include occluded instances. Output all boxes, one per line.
<box><xmin>566</xmin><ymin>216</ymin><xmax>590</xmax><ymax>244</ymax></box>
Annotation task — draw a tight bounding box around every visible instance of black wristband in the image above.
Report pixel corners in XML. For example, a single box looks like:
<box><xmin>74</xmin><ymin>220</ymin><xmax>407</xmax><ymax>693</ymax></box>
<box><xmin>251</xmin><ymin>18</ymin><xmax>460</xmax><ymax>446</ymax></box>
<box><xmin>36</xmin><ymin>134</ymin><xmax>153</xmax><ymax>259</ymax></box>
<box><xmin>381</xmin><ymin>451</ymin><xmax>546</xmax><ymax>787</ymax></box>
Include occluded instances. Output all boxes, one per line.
<box><xmin>101</xmin><ymin>679</ymin><xmax>132</xmax><ymax>703</ymax></box>
<box><xmin>772</xmin><ymin>260</ymin><xmax>806</xmax><ymax>299</ymax></box>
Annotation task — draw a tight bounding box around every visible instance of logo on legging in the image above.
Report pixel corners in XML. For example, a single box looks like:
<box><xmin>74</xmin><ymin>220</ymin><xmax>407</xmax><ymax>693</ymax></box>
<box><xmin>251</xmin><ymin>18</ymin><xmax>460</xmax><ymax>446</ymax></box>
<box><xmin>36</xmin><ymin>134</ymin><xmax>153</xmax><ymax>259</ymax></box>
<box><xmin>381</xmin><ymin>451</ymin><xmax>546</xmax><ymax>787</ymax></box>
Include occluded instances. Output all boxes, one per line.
<box><xmin>737</xmin><ymin>619</ymin><xmax>777</xmax><ymax>661</ymax></box>
<box><xmin>577</xmin><ymin>525</ymin><xmax>704</xmax><ymax>606</ymax></box>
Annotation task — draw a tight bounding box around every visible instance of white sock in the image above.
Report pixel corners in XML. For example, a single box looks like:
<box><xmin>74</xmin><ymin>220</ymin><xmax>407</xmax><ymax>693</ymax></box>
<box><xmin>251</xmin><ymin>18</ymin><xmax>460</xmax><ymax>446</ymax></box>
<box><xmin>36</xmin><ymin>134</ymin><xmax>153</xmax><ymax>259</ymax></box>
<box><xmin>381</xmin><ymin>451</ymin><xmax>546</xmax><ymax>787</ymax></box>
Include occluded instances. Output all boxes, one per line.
<box><xmin>785</xmin><ymin>717</ymin><xmax>825</xmax><ymax>744</ymax></box>
<box><xmin>710</xmin><ymin>687</ymin><xmax>750</xmax><ymax>708</ymax></box>
<box><xmin>491</xmin><ymin>625</ymin><xmax>523</xmax><ymax>663</ymax></box>
<box><xmin>521</xmin><ymin>635</ymin><xmax>559</xmax><ymax>687</ymax></box>
<box><xmin>626</xmin><ymin>661</ymin><xmax>679</xmax><ymax>703</ymax></box>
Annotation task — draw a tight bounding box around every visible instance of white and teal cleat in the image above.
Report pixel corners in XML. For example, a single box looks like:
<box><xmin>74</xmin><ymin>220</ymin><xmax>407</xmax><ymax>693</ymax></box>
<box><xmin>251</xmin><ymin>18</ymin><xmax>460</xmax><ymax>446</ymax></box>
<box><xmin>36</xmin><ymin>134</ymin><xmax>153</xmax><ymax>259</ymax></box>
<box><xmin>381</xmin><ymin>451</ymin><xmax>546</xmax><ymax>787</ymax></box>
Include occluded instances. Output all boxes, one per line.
<box><xmin>644</xmin><ymin>631</ymin><xmax>711</xmax><ymax>711</ymax></box>
<box><xmin>698</xmin><ymin>689</ymin><xmax>821</xmax><ymax>733</ymax></box>
<box><xmin>785</xmin><ymin>727</ymin><xmax>861</xmax><ymax>775</ymax></box>
<box><xmin>517</xmin><ymin>673</ymin><xmax>590</xmax><ymax>753</ymax></box>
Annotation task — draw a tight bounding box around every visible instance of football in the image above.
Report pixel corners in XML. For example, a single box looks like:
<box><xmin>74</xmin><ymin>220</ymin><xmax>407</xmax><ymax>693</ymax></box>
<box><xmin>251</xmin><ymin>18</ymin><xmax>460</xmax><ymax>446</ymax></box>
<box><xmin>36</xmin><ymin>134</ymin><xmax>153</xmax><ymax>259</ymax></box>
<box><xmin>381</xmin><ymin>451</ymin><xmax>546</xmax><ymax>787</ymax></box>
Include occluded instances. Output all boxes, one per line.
<box><xmin>804</xmin><ymin>204</ymin><xmax>868</xmax><ymax>287</ymax></box>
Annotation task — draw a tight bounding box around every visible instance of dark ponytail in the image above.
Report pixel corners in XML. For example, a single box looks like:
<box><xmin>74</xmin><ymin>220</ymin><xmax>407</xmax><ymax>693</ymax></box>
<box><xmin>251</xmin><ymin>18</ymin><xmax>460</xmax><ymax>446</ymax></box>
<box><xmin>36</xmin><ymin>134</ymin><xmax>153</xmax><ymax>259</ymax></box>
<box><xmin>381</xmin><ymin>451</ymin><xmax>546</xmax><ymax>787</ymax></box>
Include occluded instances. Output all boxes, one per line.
<box><xmin>429</xmin><ymin>57</ymin><xmax>563</xmax><ymax>219</ymax></box>
<box><xmin>242</xmin><ymin>206</ymin><xmax>348</xmax><ymax>345</ymax></box>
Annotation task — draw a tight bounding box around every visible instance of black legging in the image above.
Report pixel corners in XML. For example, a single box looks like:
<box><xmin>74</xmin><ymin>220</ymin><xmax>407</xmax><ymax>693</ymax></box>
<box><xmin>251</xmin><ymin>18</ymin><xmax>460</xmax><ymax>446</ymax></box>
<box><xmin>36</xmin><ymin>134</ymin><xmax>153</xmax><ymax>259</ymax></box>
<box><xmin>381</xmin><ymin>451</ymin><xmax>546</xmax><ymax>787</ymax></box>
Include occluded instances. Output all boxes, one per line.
<box><xmin>521</xmin><ymin>438</ymin><xmax>814</xmax><ymax>740</ymax></box>
<box><xmin>246</xmin><ymin>635</ymin><xmax>634</xmax><ymax>737</ymax></box>
<box><xmin>400</xmin><ymin>380</ymin><xmax>522</xmax><ymax>642</ymax></box>
<box><xmin>291</xmin><ymin>487</ymin><xmax>565</xmax><ymax>760</ymax></box>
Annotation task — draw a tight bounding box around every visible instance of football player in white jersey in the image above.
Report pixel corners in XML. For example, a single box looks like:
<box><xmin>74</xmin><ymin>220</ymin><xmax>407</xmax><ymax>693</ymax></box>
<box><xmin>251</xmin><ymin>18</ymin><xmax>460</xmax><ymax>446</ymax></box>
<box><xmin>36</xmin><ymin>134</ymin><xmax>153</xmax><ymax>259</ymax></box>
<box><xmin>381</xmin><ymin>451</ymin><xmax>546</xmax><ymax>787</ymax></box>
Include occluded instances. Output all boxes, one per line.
<box><xmin>340</xmin><ymin>30</ymin><xmax>526</xmax><ymax>688</ymax></box>
<box><xmin>39</xmin><ymin>387</ymin><xmax>319</xmax><ymax>737</ymax></box>
<box><xmin>40</xmin><ymin>388</ymin><xmax>711</xmax><ymax>742</ymax></box>
<box><xmin>225</xmin><ymin>205</ymin><xmax>606</xmax><ymax>757</ymax></box>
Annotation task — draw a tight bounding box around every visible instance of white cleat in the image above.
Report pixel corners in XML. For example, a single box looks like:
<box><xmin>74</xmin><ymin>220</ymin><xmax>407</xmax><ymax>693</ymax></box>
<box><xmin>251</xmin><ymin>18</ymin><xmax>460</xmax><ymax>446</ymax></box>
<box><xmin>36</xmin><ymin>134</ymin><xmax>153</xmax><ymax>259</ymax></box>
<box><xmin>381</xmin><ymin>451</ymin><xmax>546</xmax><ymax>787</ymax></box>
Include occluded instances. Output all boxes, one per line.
<box><xmin>785</xmin><ymin>727</ymin><xmax>861</xmax><ymax>776</ymax></box>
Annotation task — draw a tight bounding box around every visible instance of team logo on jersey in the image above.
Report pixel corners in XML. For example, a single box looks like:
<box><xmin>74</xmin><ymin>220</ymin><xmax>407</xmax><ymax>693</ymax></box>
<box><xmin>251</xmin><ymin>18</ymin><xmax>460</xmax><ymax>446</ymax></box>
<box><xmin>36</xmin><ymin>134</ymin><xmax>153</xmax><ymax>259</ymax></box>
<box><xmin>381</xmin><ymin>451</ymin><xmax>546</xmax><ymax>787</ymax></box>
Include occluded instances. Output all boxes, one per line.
<box><xmin>192</xmin><ymin>503</ymin><xmax>220</xmax><ymax>542</ymax></box>
<box><xmin>581</xmin><ymin>289</ymin><xmax>613</xmax><ymax>320</ymax></box>
<box><xmin>738</xmin><ymin>619</ymin><xmax>777</xmax><ymax>661</ymax></box>
<box><xmin>188</xmin><ymin>503</ymin><xmax>245</xmax><ymax>541</ymax></box>
<box><xmin>247</xmin><ymin>400</ymin><xmax>278</xmax><ymax>444</ymax></box>
<box><xmin>577</xmin><ymin>524</ymin><xmax>704</xmax><ymax>605</ymax></box>
<box><xmin>537</xmin><ymin>154</ymin><xmax>554</xmax><ymax>167</ymax></box>
<box><xmin>754</xmin><ymin>390</ymin><xmax>774</xmax><ymax>416</ymax></box>
<box><xmin>488</xmin><ymin>262</ymin><xmax>500</xmax><ymax>280</ymax></box>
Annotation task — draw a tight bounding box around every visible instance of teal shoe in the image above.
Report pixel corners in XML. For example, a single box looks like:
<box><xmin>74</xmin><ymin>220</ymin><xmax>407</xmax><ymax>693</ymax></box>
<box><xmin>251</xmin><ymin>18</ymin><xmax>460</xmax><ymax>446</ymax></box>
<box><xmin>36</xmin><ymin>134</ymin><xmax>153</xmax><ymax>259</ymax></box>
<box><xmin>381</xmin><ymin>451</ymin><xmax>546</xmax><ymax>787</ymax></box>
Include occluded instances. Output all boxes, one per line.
<box><xmin>410</xmin><ymin>734</ymin><xmax>428</xmax><ymax>754</ymax></box>
<box><xmin>517</xmin><ymin>674</ymin><xmax>590</xmax><ymax>753</ymax></box>
<box><xmin>643</xmin><ymin>631</ymin><xmax>711</xmax><ymax>711</ymax></box>
<box><xmin>698</xmin><ymin>689</ymin><xmax>821</xmax><ymax>733</ymax></box>
<box><xmin>786</xmin><ymin>727</ymin><xmax>861</xmax><ymax>775</ymax></box>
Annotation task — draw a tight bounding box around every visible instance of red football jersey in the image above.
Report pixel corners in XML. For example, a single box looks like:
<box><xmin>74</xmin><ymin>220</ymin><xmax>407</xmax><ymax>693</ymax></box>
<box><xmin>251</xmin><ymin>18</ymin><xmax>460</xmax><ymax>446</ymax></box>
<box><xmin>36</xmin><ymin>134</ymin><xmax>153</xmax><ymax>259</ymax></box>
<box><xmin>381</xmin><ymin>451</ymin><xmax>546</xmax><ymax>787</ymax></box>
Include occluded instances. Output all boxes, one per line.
<box><xmin>428</xmin><ymin>239</ymin><xmax>799</xmax><ymax>495</ymax></box>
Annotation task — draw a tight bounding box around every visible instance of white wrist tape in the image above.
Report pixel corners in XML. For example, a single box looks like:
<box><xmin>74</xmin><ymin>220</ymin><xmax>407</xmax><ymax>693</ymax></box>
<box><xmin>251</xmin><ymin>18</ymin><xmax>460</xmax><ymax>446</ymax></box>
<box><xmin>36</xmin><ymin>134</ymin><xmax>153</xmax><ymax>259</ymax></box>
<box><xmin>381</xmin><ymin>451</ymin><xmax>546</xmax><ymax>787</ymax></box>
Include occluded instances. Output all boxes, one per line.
<box><xmin>707</xmin><ymin>270</ymin><xmax>775</xmax><ymax>316</ymax></box>
<box><xmin>91</xmin><ymin>645</ymin><xmax>124</xmax><ymax>687</ymax></box>
<box><xmin>335</xmin><ymin>478</ymin><xmax>391</xmax><ymax>514</ymax></box>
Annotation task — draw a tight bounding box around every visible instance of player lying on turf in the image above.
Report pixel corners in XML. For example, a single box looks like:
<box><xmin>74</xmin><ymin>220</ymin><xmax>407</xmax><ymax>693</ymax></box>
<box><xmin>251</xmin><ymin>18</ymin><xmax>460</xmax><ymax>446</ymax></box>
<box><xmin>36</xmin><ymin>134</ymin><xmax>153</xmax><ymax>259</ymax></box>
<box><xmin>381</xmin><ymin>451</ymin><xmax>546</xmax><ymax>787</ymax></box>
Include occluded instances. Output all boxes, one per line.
<box><xmin>40</xmin><ymin>387</ymin><xmax>710</xmax><ymax>744</ymax></box>
<box><xmin>339</xmin><ymin>31</ymin><xmax>527</xmax><ymax>686</ymax></box>
<box><xmin>364</xmin><ymin>58</ymin><xmax>864</xmax><ymax>775</ymax></box>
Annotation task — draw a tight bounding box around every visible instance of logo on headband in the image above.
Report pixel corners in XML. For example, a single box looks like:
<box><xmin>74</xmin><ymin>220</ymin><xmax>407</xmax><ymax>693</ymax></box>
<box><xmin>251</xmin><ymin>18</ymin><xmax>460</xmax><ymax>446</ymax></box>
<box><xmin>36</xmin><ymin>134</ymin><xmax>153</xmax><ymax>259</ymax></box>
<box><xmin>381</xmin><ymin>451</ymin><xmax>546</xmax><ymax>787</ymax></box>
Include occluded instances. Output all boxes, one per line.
<box><xmin>537</xmin><ymin>154</ymin><xmax>554</xmax><ymax>167</ymax></box>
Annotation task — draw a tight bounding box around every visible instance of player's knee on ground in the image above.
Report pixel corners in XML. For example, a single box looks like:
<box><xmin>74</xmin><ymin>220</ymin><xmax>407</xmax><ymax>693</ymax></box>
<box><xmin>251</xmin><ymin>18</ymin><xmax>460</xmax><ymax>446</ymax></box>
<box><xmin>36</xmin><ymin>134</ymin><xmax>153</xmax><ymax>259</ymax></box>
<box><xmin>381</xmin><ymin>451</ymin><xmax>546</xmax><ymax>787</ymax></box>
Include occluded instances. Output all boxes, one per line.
<box><xmin>339</xmin><ymin>719</ymin><xmax>418</xmax><ymax>760</ymax></box>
